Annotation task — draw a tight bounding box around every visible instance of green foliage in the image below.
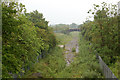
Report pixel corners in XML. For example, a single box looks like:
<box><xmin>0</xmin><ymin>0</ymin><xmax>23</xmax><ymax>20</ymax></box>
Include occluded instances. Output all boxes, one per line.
<box><xmin>26</xmin><ymin>10</ymin><xmax>48</xmax><ymax>29</ymax></box>
<box><xmin>0</xmin><ymin>35</ymin><xmax>1</xmax><ymax>79</ymax></box>
<box><xmin>55</xmin><ymin>33</ymin><xmax>72</xmax><ymax>45</ymax></box>
<box><xmin>51</xmin><ymin>23</ymin><xmax>79</xmax><ymax>35</ymax></box>
<box><xmin>2</xmin><ymin>2</ymin><xmax>57</xmax><ymax>78</ymax></box>
<box><xmin>23</xmin><ymin>33</ymin><xmax>103</xmax><ymax>78</ymax></box>
<box><xmin>51</xmin><ymin>24</ymin><xmax>69</xmax><ymax>31</ymax></box>
<box><xmin>56</xmin><ymin>34</ymin><xmax>103</xmax><ymax>78</ymax></box>
<box><xmin>51</xmin><ymin>24</ymin><xmax>70</xmax><ymax>34</ymax></box>
<box><xmin>72</xmin><ymin>47</ymin><xmax>76</xmax><ymax>52</ymax></box>
<box><xmin>80</xmin><ymin>2</ymin><xmax>119</xmax><ymax>77</ymax></box>
<box><xmin>23</xmin><ymin>47</ymin><xmax>66</xmax><ymax>78</ymax></box>
<box><xmin>110</xmin><ymin>56</ymin><xmax>120</xmax><ymax>79</ymax></box>
<box><xmin>55</xmin><ymin>32</ymin><xmax>80</xmax><ymax>45</ymax></box>
<box><xmin>2</xmin><ymin>1</ymin><xmax>119</xmax><ymax>78</ymax></box>
<box><xmin>70</xmin><ymin>31</ymin><xmax>80</xmax><ymax>37</ymax></box>
<box><xmin>69</xmin><ymin>23</ymin><xmax>78</xmax><ymax>29</ymax></box>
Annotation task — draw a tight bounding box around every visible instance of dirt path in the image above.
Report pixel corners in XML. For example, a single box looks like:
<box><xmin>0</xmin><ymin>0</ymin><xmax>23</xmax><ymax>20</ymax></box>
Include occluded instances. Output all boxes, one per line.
<box><xmin>64</xmin><ymin>36</ymin><xmax>79</xmax><ymax>66</ymax></box>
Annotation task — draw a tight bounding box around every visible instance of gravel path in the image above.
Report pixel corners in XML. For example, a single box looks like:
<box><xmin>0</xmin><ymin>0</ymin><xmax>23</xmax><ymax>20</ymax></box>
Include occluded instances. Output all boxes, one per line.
<box><xmin>64</xmin><ymin>37</ymin><xmax>79</xmax><ymax>66</ymax></box>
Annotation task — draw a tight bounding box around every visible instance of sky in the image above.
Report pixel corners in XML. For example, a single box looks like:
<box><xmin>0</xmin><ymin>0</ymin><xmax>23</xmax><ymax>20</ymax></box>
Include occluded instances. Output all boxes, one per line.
<box><xmin>20</xmin><ymin>0</ymin><xmax>119</xmax><ymax>25</ymax></box>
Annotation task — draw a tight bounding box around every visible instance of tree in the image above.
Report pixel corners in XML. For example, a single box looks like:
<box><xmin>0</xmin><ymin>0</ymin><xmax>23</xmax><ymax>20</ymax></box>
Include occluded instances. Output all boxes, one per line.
<box><xmin>26</xmin><ymin>10</ymin><xmax>48</xmax><ymax>29</ymax></box>
<box><xmin>81</xmin><ymin>2</ymin><xmax>119</xmax><ymax>64</ymax></box>
<box><xmin>69</xmin><ymin>23</ymin><xmax>78</xmax><ymax>28</ymax></box>
<box><xmin>2</xmin><ymin>2</ymin><xmax>57</xmax><ymax>78</ymax></box>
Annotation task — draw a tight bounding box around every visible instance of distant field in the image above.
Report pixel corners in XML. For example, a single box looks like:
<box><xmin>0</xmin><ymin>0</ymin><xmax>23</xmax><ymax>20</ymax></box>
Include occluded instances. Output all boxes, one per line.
<box><xmin>69</xmin><ymin>31</ymin><xmax>79</xmax><ymax>37</ymax></box>
<box><xmin>55</xmin><ymin>33</ymin><xmax>72</xmax><ymax>45</ymax></box>
<box><xmin>55</xmin><ymin>31</ymin><xmax>80</xmax><ymax>45</ymax></box>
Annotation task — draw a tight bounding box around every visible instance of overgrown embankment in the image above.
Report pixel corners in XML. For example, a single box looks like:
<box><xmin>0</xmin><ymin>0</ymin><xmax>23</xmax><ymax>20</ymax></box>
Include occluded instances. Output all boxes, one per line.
<box><xmin>56</xmin><ymin>33</ymin><xmax>103</xmax><ymax>78</ymax></box>
<box><xmin>23</xmin><ymin>47</ymin><xmax>66</xmax><ymax>78</ymax></box>
<box><xmin>80</xmin><ymin>2</ymin><xmax>120</xmax><ymax>78</ymax></box>
<box><xmin>25</xmin><ymin>32</ymin><xmax>103</xmax><ymax>78</ymax></box>
<box><xmin>2</xmin><ymin>2</ymin><xmax>57</xmax><ymax>78</ymax></box>
<box><xmin>23</xmin><ymin>32</ymin><xmax>76</xmax><ymax>78</ymax></box>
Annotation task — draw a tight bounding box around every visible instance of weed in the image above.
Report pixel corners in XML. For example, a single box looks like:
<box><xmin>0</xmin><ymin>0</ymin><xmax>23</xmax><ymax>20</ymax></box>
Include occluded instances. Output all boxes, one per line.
<box><xmin>72</xmin><ymin>47</ymin><xmax>76</xmax><ymax>52</ymax></box>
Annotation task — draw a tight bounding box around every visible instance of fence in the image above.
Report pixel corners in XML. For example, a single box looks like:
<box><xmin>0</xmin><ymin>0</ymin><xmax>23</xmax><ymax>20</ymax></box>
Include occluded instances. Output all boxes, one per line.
<box><xmin>96</xmin><ymin>54</ymin><xmax>119</xmax><ymax>79</ymax></box>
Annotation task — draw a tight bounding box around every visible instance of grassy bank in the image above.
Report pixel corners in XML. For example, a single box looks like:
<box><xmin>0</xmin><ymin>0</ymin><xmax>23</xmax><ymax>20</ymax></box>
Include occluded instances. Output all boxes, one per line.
<box><xmin>55</xmin><ymin>33</ymin><xmax>72</xmax><ymax>45</ymax></box>
<box><xmin>55</xmin><ymin>32</ymin><xmax>79</xmax><ymax>45</ymax></box>
<box><xmin>23</xmin><ymin>47</ymin><xmax>66</xmax><ymax>78</ymax></box>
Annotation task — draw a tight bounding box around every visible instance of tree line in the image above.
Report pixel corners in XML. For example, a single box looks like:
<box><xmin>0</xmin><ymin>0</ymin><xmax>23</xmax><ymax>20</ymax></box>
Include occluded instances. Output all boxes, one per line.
<box><xmin>80</xmin><ymin>2</ymin><xmax>120</xmax><ymax>77</ymax></box>
<box><xmin>2</xmin><ymin>2</ymin><xmax>57</xmax><ymax>78</ymax></box>
<box><xmin>51</xmin><ymin>23</ymin><xmax>79</xmax><ymax>34</ymax></box>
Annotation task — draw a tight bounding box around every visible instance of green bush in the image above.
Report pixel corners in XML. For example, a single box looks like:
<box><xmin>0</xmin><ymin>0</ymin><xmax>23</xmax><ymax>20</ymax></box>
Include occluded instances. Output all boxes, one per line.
<box><xmin>72</xmin><ymin>48</ymin><xmax>76</xmax><ymax>52</ymax></box>
<box><xmin>23</xmin><ymin>47</ymin><xmax>66</xmax><ymax>78</ymax></box>
<box><xmin>80</xmin><ymin>2</ymin><xmax>119</xmax><ymax>77</ymax></box>
<box><xmin>2</xmin><ymin>2</ymin><xmax>57</xmax><ymax>78</ymax></box>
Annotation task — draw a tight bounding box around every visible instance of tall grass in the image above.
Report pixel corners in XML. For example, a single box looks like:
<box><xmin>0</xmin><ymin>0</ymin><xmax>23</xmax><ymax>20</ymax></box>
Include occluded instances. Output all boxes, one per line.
<box><xmin>23</xmin><ymin>47</ymin><xmax>66</xmax><ymax>78</ymax></box>
<box><xmin>55</xmin><ymin>31</ymin><xmax>79</xmax><ymax>45</ymax></box>
<box><xmin>55</xmin><ymin>33</ymin><xmax>72</xmax><ymax>45</ymax></box>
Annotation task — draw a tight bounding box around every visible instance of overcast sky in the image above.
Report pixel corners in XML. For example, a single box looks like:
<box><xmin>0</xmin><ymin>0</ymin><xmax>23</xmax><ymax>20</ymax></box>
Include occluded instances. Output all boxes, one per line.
<box><xmin>20</xmin><ymin>0</ymin><xmax>119</xmax><ymax>25</ymax></box>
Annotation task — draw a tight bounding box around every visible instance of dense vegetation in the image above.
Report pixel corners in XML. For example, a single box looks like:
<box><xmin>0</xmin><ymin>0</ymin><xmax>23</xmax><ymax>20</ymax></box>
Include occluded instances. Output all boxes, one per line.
<box><xmin>0</xmin><ymin>35</ymin><xmax>1</xmax><ymax>79</ymax></box>
<box><xmin>51</xmin><ymin>23</ymin><xmax>79</xmax><ymax>34</ymax></box>
<box><xmin>1</xmin><ymin>1</ymin><xmax>119</xmax><ymax>79</ymax></box>
<box><xmin>22</xmin><ymin>32</ymin><xmax>103</xmax><ymax>78</ymax></box>
<box><xmin>23</xmin><ymin>32</ymin><xmax>75</xmax><ymax>78</ymax></box>
<box><xmin>2</xmin><ymin>2</ymin><xmax>57</xmax><ymax>78</ymax></box>
<box><xmin>55</xmin><ymin>33</ymin><xmax>72</xmax><ymax>45</ymax></box>
<box><xmin>56</xmin><ymin>33</ymin><xmax>103</xmax><ymax>78</ymax></box>
<box><xmin>23</xmin><ymin>47</ymin><xmax>66</xmax><ymax>78</ymax></box>
<box><xmin>80</xmin><ymin>2</ymin><xmax>120</xmax><ymax>78</ymax></box>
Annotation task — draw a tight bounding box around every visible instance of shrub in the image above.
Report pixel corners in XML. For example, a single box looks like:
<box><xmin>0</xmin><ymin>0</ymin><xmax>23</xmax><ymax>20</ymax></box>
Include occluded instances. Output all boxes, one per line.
<box><xmin>72</xmin><ymin>48</ymin><xmax>76</xmax><ymax>52</ymax></box>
